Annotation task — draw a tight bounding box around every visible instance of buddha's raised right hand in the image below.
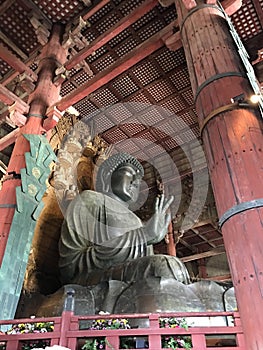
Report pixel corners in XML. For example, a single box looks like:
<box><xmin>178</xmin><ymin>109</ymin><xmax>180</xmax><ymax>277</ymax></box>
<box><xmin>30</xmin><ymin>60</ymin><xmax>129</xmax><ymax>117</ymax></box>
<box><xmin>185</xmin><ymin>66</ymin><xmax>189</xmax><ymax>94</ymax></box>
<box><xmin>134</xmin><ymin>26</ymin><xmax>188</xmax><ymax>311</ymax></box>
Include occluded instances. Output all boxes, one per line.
<box><xmin>144</xmin><ymin>194</ymin><xmax>174</xmax><ymax>244</ymax></box>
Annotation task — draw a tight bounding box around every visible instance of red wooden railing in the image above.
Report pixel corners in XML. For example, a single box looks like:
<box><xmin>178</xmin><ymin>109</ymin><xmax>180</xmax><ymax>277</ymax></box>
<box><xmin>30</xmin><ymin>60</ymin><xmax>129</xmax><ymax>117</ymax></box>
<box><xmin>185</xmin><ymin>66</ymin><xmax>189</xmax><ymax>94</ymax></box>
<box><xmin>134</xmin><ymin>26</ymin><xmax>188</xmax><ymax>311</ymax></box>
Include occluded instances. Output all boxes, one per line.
<box><xmin>0</xmin><ymin>311</ymin><xmax>245</xmax><ymax>350</ymax></box>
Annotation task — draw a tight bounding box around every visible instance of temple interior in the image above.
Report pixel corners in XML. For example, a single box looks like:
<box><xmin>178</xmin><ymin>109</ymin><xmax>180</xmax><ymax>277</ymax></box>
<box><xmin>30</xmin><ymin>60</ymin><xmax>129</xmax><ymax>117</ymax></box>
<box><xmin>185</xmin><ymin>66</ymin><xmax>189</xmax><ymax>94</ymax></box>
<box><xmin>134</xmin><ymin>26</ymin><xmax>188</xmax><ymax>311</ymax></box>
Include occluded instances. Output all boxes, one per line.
<box><xmin>0</xmin><ymin>0</ymin><xmax>263</xmax><ymax>348</ymax></box>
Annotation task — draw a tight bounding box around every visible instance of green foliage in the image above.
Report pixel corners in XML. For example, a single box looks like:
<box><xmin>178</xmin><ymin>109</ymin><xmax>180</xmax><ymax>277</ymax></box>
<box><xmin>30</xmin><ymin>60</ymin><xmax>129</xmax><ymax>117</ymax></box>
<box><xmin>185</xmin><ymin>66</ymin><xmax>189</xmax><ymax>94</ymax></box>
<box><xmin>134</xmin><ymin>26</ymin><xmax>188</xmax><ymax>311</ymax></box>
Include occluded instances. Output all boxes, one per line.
<box><xmin>0</xmin><ymin>342</ymin><xmax>6</xmax><ymax>350</ymax></box>
<box><xmin>82</xmin><ymin>318</ymin><xmax>131</xmax><ymax>350</ymax></box>
<box><xmin>21</xmin><ymin>339</ymin><xmax>50</xmax><ymax>350</ymax></box>
<box><xmin>159</xmin><ymin>318</ymin><xmax>192</xmax><ymax>349</ymax></box>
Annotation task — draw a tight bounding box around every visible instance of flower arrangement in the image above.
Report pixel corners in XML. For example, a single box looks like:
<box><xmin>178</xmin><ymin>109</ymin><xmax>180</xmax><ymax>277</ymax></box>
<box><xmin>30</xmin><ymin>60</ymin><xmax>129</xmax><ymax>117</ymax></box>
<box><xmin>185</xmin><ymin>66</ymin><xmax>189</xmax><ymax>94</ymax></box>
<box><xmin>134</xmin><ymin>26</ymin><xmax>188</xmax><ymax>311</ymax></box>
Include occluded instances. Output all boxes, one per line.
<box><xmin>0</xmin><ymin>321</ymin><xmax>54</xmax><ymax>350</ymax></box>
<box><xmin>87</xmin><ymin>318</ymin><xmax>131</xmax><ymax>331</ymax></box>
<box><xmin>82</xmin><ymin>318</ymin><xmax>131</xmax><ymax>350</ymax></box>
<box><xmin>159</xmin><ymin>317</ymin><xmax>192</xmax><ymax>349</ymax></box>
<box><xmin>6</xmin><ymin>321</ymin><xmax>54</xmax><ymax>334</ymax></box>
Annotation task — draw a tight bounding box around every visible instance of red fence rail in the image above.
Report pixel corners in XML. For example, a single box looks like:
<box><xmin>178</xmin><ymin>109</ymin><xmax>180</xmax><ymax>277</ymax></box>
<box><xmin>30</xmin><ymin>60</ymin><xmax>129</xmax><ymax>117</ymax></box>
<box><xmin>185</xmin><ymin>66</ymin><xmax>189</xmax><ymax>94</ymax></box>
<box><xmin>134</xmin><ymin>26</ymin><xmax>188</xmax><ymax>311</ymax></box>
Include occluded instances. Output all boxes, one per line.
<box><xmin>0</xmin><ymin>311</ymin><xmax>245</xmax><ymax>350</ymax></box>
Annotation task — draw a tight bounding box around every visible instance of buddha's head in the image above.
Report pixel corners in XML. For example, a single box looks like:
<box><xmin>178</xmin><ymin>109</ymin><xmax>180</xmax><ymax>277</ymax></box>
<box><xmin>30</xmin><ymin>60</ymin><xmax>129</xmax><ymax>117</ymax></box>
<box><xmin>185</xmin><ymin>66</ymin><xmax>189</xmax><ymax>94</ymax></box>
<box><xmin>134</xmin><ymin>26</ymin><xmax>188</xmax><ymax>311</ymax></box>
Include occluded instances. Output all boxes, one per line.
<box><xmin>96</xmin><ymin>153</ymin><xmax>144</xmax><ymax>204</ymax></box>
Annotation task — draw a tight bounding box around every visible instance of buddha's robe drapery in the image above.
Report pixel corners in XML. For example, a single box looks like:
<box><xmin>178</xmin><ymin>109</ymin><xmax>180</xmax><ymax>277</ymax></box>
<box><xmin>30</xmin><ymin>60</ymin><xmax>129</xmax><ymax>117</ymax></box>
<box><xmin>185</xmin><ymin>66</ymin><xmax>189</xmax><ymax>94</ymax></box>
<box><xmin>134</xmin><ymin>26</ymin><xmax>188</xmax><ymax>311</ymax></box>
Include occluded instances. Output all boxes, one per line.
<box><xmin>59</xmin><ymin>190</ymin><xmax>190</xmax><ymax>286</ymax></box>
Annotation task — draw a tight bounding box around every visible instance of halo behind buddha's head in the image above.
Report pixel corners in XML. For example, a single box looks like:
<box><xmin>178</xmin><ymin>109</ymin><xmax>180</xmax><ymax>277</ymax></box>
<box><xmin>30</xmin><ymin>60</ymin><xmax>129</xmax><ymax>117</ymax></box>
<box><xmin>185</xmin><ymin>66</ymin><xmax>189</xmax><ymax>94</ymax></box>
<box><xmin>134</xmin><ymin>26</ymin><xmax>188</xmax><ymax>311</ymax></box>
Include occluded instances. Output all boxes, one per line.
<box><xmin>96</xmin><ymin>152</ymin><xmax>144</xmax><ymax>193</ymax></box>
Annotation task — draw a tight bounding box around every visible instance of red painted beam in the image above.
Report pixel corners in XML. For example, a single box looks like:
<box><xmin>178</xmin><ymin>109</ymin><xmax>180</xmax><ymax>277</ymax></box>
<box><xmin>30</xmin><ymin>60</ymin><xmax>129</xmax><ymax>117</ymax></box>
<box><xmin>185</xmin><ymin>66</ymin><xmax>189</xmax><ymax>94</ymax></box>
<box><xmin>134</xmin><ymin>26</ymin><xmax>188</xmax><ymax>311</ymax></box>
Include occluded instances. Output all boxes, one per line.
<box><xmin>0</xmin><ymin>44</ymin><xmax>37</xmax><ymax>81</ymax></box>
<box><xmin>181</xmin><ymin>0</ymin><xmax>197</xmax><ymax>10</ymax></box>
<box><xmin>58</xmin><ymin>21</ymin><xmax>177</xmax><ymax>111</ymax></box>
<box><xmin>252</xmin><ymin>0</ymin><xmax>263</xmax><ymax>27</ymax></box>
<box><xmin>65</xmin><ymin>0</ymin><xmax>158</xmax><ymax>70</ymax></box>
<box><xmin>0</xmin><ymin>84</ymin><xmax>28</xmax><ymax>107</ymax></box>
<box><xmin>221</xmin><ymin>0</ymin><xmax>242</xmax><ymax>16</ymax></box>
<box><xmin>0</xmin><ymin>128</ymin><xmax>19</xmax><ymax>151</ymax></box>
<box><xmin>82</xmin><ymin>0</ymin><xmax>111</xmax><ymax>21</ymax></box>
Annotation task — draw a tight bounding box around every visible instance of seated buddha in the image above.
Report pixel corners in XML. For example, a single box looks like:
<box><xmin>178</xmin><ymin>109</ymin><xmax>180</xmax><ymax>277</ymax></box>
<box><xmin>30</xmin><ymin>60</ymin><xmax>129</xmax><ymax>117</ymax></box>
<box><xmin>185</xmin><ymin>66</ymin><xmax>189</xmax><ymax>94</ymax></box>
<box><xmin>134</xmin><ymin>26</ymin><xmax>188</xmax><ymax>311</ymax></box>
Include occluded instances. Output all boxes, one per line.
<box><xmin>59</xmin><ymin>152</ymin><xmax>190</xmax><ymax>290</ymax></box>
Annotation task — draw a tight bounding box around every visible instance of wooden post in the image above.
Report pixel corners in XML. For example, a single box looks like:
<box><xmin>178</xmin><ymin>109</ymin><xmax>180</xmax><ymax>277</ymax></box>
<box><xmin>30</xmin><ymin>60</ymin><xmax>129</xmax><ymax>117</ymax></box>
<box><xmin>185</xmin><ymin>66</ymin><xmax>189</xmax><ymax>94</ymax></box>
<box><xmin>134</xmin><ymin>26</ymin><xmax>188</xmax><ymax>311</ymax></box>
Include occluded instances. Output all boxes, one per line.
<box><xmin>167</xmin><ymin>222</ymin><xmax>176</xmax><ymax>256</ymax></box>
<box><xmin>0</xmin><ymin>23</ymin><xmax>67</xmax><ymax>265</ymax></box>
<box><xmin>148</xmin><ymin>314</ymin><xmax>162</xmax><ymax>350</ymax></box>
<box><xmin>174</xmin><ymin>0</ymin><xmax>263</xmax><ymax>349</ymax></box>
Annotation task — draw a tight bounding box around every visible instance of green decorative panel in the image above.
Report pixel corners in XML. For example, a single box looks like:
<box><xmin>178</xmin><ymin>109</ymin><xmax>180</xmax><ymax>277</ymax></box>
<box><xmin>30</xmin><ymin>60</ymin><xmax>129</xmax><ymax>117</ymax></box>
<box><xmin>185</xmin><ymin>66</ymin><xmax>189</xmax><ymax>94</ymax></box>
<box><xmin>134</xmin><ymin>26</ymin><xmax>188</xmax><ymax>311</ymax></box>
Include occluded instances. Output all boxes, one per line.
<box><xmin>0</xmin><ymin>134</ymin><xmax>56</xmax><ymax>320</ymax></box>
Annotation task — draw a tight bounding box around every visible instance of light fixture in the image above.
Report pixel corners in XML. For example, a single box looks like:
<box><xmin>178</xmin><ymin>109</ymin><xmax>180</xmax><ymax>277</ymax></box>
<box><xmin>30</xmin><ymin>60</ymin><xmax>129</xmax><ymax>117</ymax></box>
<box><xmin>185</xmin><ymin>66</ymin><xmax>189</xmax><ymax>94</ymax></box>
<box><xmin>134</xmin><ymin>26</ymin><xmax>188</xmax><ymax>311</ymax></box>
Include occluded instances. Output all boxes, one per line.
<box><xmin>230</xmin><ymin>93</ymin><xmax>245</xmax><ymax>104</ymax></box>
<box><xmin>230</xmin><ymin>93</ymin><xmax>262</xmax><ymax>108</ymax></box>
<box><xmin>249</xmin><ymin>94</ymin><xmax>261</xmax><ymax>104</ymax></box>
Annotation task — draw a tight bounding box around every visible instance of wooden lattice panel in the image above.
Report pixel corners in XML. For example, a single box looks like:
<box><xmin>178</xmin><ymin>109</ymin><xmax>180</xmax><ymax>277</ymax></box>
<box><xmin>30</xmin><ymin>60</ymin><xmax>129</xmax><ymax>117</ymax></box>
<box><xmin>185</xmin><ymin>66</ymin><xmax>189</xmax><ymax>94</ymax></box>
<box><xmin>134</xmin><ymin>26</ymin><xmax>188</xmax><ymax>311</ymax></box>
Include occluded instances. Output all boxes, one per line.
<box><xmin>91</xmin><ymin>87</ymin><xmax>119</xmax><ymax>107</ymax></box>
<box><xmin>130</xmin><ymin>60</ymin><xmax>162</xmax><ymax>86</ymax></box>
<box><xmin>181</xmin><ymin>88</ymin><xmax>194</xmax><ymax>105</ymax></box>
<box><xmin>160</xmin><ymin>95</ymin><xmax>188</xmax><ymax>113</ymax></box>
<box><xmin>169</xmin><ymin>66</ymin><xmax>191</xmax><ymax>90</ymax></box>
<box><xmin>0</xmin><ymin>1</ymin><xmax>38</xmax><ymax>56</ymax></box>
<box><xmin>0</xmin><ymin>57</ymin><xmax>11</xmax><ymax>77</ymax></box>
<box><xmin>111</xmin><ymin>74</ymin><xmax>140</xmax><ymax>97</ymax></box>
<box><xmin>104</xmin><ymin>103</ymin><xmax>132</xmax><ymax>123</ymax></box>
<box><xmin>118</xmin><ymin>120</ymin><xmax>147</xmax><ymax>136</ymax></box>
<box><xmin>92</xmin><ymin>53</ymin><xmax>116</xmax><ymax>72</ymax></box>
<box><xmin>115</xmin><ymin>36</ymin><xmax>140</xmax><ymax>57</ymax></box>
<box><xmin>95</xmin><ymin>11</ymin><xmax>121</xmax><ymax>34</ymax></box>
<box><xmin>177</xmin><ymin>111</ymin><xmax>197</xmax><ymax>126</ymax></box>
<box><xmin>154</xmin><ymin>47</ymin><xmax>186</xmax><ymax>72</ymax></box>
<box><xmin>118</xmin><ymin>0</ymin><xmax>145</xmax><ymax>16</ymax></box>
<box><xmin>33</xmin><ymin>0</ymin><xmax>85</xmax><ymax>23</ymax></box>
<box><xmin>60</xmin><ymin>81</ymin><xmax>76</xmax><ymax>97</ymax></box>
<box><xmin>147</xmin><ymin>79</ymin><xmax>175</xmax><ymax>102</ymax></box>
<box><xmin>230</xmin><ymin>0</ymin><xmax>263</xmax><ymax>41</ymax></box>
<box><xmin>108</xmin><ymin>28</ymin><xmax>132</xmax><ymax>47</ymax></box>
<box><xmin>88</xmin><ymin>1</ymin><xmax>113</xmax><ymax>23</ymax></box>
<box><xmin>74</xmin><ymin>97</ymin><xmax>97</xmax><ymax>116</ymax></box>
<box><xmin>73</xmin><ymin>70</ymin><xmax>93</xmax><ymax>87</ymax></box>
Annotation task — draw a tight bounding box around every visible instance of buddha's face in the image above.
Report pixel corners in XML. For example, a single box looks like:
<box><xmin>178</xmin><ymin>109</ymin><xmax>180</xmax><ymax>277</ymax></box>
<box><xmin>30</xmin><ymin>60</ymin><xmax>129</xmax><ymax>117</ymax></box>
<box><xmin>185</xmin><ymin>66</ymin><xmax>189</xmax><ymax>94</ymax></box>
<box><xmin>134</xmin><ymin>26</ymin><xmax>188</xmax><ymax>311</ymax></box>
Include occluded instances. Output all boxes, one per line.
<box><xmin>111</xmin><ymin>163</ymin><xmax>141</xmax><ymax>203</ymax></box>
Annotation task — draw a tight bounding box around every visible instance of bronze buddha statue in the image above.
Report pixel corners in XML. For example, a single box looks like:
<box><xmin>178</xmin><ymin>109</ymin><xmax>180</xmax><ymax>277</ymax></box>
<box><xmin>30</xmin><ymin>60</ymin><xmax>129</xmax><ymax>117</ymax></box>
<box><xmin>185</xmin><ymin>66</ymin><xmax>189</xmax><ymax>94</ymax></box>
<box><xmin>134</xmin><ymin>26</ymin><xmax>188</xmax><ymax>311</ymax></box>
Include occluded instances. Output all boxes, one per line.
<box><xmin>34</xmin><ymin>153</ymin><xmax>236</xmax><ymax>317</ymax></box>
<box><xmin>59</xmin><ymin>153</ymin><xmax>190</xmax><ymax>289</ymax></box>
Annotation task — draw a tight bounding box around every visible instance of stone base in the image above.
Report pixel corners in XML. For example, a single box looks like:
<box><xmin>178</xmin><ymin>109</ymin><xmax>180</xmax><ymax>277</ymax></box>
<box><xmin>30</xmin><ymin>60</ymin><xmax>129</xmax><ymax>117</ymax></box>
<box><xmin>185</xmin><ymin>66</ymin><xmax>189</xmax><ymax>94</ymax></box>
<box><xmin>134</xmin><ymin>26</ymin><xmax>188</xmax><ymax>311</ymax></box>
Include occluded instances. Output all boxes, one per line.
<box><xmin>16</xmin><ymin>279</ymin><xmax>237</xmax><ymax>319</ymax></box>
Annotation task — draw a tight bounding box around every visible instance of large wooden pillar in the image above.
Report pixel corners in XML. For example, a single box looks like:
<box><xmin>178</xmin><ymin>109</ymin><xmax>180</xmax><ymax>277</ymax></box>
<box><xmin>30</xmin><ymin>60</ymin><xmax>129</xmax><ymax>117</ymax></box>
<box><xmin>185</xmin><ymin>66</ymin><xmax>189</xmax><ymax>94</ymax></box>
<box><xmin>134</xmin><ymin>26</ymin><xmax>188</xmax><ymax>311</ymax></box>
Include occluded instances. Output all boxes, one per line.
<box><xmin>0</xmin><ymin>24</ymin><xmax>67</xmax><ymax>319</ymax></box>
<box><xmin>174</xmin><ymin>0</ymin><xmax>263</xmax><ymax>348</ymax></box>
<box><xmin>0</xmin><ymin>24</ymin><xmax>67</xmax><ymax>263</ymax></box>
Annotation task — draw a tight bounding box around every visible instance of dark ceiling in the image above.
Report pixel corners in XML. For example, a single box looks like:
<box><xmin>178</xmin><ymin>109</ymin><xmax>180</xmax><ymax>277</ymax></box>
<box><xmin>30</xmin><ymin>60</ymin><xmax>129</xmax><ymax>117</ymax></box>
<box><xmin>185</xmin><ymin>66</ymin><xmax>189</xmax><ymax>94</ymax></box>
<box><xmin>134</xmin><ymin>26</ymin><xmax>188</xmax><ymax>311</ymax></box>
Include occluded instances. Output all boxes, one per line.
<box><xmin>0</xmin><ymin>0</ymin><xmax>262</xmax><ymax>281</ymax></box>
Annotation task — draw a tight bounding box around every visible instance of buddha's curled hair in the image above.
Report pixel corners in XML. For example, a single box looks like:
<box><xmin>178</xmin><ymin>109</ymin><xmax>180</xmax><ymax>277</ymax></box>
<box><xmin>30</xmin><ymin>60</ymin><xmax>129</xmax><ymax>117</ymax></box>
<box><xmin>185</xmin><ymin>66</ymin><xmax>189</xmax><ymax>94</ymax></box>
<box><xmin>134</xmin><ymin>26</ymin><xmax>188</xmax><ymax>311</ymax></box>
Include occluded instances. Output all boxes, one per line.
<box><xmin>96</xmin><ymin>152</ymin><xmax>144</xmax><ymax>193</ymax></box>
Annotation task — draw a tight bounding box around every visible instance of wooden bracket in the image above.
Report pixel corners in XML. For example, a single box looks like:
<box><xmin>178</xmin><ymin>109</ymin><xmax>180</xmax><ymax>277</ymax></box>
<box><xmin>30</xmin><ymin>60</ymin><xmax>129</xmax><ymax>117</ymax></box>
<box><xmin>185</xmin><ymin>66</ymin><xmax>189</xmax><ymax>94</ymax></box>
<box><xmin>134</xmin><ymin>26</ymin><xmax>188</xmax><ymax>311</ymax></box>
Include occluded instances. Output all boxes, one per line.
<box><xmin>30</xmin><ymin>13</ymin><xmax>51</xmax><ymax>46</ymax></box>
<box><xmin>7</xmin><ymin>101</ymin><xmax>29</xmax><ymax>127</ymax></box>
<box><xmin>43</xmin><ymin>106</ymin><xmax>64</xmax><ymax>131</ymax></box>
<box><xmin>63</xmin><ymin>16</ymin><xmax>90</xmax><ymax>50</ymax></box>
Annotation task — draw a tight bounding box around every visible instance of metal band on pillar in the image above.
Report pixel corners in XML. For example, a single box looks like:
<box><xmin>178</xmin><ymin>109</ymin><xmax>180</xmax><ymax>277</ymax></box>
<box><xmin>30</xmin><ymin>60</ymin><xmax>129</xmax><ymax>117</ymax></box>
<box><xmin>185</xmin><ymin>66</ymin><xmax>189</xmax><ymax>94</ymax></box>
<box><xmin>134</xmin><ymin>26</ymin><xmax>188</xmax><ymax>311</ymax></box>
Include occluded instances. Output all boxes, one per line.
<box><xmin>0</xmin><ymin>204</ymin><xmax>16</xmax><ymax>208</ymax></box>
<box><xmin>27</xmin><ymin>113</ymin><xmax>46</xmax><ymax>118</ymax></box>
<box><xmin>200</xmin><ymin>101</ymin><xmax>254</xmax><ymax>136</ymax></box>
<box><xmin>200</xmin><ymin>103</ymin><xmax>238</xmax><ymax>135</ymax></box>
<box><xmin>194</xmin><ymin>72</ymin><xmax>245</xmax><ymax>103</ymax></box>
<box><xmin>180</xmin><ymin>4</ymin><xmax>221</xmax><ymax>32</ymax></box>
<box><xmin>219</xmin><ymin>199</ymin><xmax>263</xmax><ymax>228</ymax></box>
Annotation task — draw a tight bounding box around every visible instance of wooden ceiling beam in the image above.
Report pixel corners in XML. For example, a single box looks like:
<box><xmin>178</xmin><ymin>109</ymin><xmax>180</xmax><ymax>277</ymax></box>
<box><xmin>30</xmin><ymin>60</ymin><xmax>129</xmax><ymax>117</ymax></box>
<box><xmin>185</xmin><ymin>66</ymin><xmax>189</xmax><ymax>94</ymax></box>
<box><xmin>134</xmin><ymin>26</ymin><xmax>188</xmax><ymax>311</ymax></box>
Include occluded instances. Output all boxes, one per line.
<box><xmin>20</xmin><ymin>0</ymin><xmax>52</xmax><ymax>29</ymax></box>
<box><xmin>82</xmin><ymin>0</ymin><xmax>111</xmax><ymax>21</ymax></box>
<box><xmin>0</xmin><ymin>43</ymin><xmax>37</xmax><ymax>81</ymax></box>
<box><xmin>0</xmin><ymin>84</ymin><xmax>28</xmax><ymax>107</ymax></box>
<box><xmin>180</xmin><ymin>246</ymin><xmax>225</xmax><ymax>262</ymax></box>
<box><xmin>65</xmin><ymin>0</ymin><xmax>159</xmax><ymax>70</ymax></box>
<box><xmin>57</xmin><ymin>20</ymin><xmax>178</xmax><ymax>111</ymax></box>
<box><xmin>179</xmin><ymin>237</ymin><xmax>198</xmax><ymax>253</ymax></box>
<box><xmin>0</xmin><ymin>128</ymin><xmax>19</xmax><ymax>151</ymax></box>
<box><xmin>251</xmin><ymin>0</ymin><xmax>263</xmax><ymax>28</ymax></box>
<box><xmin>221</xmin><ymin>0</ymin><xmax>242</xmax><ymax>16</ymax></box>
<box><xmin>0</xmin><ymin>31</ymin><xmax>28</xmax><ymax>61</ymax></box>
<box><xmin>0</xmin><ymin>0</ymin><xmax>15</xmax><ymax>15</ymax></box>
<box><xmin>204</xmin><ymin>274</ymin><xmax>232</xmax><ymax>281</ymax></box>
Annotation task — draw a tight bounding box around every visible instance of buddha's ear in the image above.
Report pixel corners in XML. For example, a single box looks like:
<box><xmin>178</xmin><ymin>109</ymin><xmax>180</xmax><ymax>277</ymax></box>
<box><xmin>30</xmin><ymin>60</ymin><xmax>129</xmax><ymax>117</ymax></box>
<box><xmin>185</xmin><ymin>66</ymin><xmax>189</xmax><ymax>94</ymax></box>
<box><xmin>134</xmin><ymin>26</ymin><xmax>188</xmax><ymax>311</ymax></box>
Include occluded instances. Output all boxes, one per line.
<box><xmin>100</xmin><ymin>169</ymin><xmax>110</xmax><ymax>192</ymax></box>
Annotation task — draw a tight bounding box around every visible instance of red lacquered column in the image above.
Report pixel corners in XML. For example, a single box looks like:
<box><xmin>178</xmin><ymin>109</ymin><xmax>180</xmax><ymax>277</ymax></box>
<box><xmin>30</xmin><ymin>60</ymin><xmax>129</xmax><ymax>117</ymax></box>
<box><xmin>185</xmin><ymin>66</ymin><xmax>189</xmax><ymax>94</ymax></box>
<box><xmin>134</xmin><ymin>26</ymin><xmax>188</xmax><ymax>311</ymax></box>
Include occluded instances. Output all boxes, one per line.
<box><xmin>174</xmin><ymin>0</ymin><xmax>263</xmax><ymax>348</ymax></box>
